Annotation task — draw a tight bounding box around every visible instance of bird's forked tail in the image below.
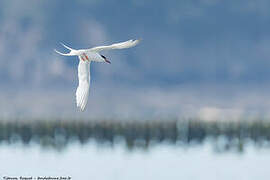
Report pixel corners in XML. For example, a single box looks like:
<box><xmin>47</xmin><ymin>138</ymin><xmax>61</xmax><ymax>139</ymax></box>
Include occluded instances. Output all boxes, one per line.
<box><xmin>54</xmin><ymin>42</ymin><xmax>76</xmax><ymax>56</ymax></box>
<box><xmin>60</xmin><ymin>42</ymin><xmax>75</xmax><ymax>51</ymax></box>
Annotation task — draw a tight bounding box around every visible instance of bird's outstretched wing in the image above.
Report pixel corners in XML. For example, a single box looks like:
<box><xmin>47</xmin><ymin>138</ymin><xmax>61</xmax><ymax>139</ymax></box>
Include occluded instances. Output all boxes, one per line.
<box><xmin>76</xmin><ymin>57</ymin><xmax>91</xmax><ymax>111</ymax></box>
<box><xmin>87</xmin><ymin>39</ymin><xmax>140</xmax><ymax>52</ymax></box>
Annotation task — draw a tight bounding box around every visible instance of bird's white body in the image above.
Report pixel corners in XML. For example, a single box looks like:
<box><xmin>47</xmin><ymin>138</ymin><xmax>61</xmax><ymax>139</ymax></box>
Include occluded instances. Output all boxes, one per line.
<box><xmin>54</xmin><ymin>39</ymin><xmax>140</xmax><ymax>111</ymax></box>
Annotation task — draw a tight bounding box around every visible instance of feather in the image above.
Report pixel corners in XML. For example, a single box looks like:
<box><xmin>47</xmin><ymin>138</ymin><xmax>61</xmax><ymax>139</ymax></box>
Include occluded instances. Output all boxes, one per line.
<box><xmin>76</xmin><ymin>58</ymin><xmax>91</xmax><ymax>111</ymax></box>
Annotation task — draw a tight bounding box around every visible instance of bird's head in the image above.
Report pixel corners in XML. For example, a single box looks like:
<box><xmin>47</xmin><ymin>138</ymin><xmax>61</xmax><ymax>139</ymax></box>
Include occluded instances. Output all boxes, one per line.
<box><xmin>100</xmin><ymin>55</ymin><xmax>111</xmax><ymax>64</ymax></box>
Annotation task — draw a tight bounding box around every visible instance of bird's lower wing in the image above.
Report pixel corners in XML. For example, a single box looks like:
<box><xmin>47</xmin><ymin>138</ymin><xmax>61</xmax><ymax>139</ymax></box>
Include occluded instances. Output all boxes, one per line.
<box><xmin>87</xmin><ymin>39</ymin><xmax>140</xmax><ymax>52</ymax></box>
<box><xmin>76</xmin><ymin>57</ymin><xmax>91</xmax><ymax>111</ymax></box>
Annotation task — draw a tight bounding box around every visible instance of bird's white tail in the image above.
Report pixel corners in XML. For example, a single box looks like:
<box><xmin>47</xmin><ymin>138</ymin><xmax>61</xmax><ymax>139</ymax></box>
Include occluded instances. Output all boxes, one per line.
<box><xmin>54</xmin><ymin>42</ymin><xmax>76</xmax><ymax>56</ymax></box>
<box><xmin>60</xmin><ymin>42</ymin><xmax>75</xmax><ymax>51</ymax></box>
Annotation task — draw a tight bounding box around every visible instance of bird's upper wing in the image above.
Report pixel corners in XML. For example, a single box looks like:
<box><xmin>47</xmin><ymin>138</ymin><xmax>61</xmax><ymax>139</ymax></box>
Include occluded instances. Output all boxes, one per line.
<box><xmin>87</xmin><ymin>39</ymin><xmax>140</xmax><ymax>52</ymax></box>
<box><xmin>76</xmin><ymin>57</ymin><xmax>91</xmax><ymax>111</ymax></box>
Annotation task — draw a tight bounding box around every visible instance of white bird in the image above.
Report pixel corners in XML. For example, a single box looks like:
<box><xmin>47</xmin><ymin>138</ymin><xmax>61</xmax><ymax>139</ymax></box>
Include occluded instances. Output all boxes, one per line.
<box><xmin>54</xmin><ymin>39</ymin><xmax>140</xmax><ymax>111</ymax></box>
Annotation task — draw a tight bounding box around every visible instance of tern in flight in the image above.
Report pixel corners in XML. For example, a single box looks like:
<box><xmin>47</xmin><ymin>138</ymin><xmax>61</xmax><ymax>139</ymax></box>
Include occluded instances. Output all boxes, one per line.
<box><xmin>54</xmin><ymin>39</ymin><xmax>140</xmax><ymax>111</ymax></box>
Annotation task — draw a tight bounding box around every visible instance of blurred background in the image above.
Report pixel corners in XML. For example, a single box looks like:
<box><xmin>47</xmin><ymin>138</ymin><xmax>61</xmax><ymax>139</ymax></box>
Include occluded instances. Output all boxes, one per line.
<box><xmin>1</xmin><ymin>0</ymin><xmax>270</xmax><ymax>179</ymax></box>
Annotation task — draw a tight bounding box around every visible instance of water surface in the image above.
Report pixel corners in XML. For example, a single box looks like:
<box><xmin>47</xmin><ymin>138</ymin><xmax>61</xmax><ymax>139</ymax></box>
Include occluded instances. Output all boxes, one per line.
<box><xmin>0</xmin><ymin>120</ymin><xmax>270</xmax><ymax>179</ymax></box>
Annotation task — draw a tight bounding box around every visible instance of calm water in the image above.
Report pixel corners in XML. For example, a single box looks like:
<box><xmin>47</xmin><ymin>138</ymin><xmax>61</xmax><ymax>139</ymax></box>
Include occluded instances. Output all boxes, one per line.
<box><xmin>0</xmin><ymin>141</ymin><xmax>269</xmax><ymax>180</ymax></box>
<box><xmin>0</xmin><ymin>120</ymin><xmax>270</xmax><ymax>179</ymax></box>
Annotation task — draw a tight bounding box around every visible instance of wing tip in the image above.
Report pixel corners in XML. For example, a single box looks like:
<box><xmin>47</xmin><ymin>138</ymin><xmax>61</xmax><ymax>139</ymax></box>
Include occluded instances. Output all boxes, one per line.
<box><xmin>79</xmin><ymin>106</ymin><xmax>86</xmax><ymax>112</ymax></box>
<box><xmin>76</xmin><ymin>102</ymin><xmax>86</xmax><ymax>112</ymax></box>
<box><xmin>76</xmin><ymin>85</ymin><xmax>90</xmax><ymax>112</ymax></box>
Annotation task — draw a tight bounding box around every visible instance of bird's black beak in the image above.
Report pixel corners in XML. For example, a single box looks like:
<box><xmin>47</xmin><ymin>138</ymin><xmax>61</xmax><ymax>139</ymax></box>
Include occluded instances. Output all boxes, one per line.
<box><xmin>101</xmin><ymin>55</ymin><xmax>111</xmax><ymax>64</ymax></box>
<box><xmin>105</xmin><ymin>58</ymin><xmax>111</xmax><ymax>64</ymax></box>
